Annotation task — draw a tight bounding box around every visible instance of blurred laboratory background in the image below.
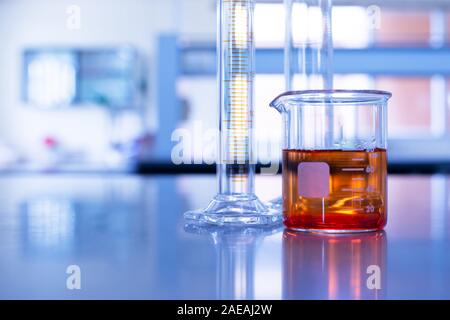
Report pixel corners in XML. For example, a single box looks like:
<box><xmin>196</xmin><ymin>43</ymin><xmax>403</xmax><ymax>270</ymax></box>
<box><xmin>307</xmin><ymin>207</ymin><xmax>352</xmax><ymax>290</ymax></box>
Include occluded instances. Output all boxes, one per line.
<box><xmin>0</xmin><ymin>0</ymin><xmax>449</xmax><ymax>172</ymax></box>
<box><xmin>2</xmin><ymin>0</ymin><xmax>450</xmax><ymax>300</ymax></box>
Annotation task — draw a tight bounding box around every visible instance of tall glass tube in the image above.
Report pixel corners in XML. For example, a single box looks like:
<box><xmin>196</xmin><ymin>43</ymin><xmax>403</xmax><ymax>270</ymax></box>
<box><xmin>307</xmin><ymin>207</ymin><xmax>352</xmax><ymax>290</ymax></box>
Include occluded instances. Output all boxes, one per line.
<box><xmin>219</xmin><ymin>0</ymin><xmax>255</xmax><ymax>196</ymax></box>
<box><xmin>285</xmin><ymin>0</ymin><xmax>334</xmax><ymax>91</ymax></box>
<box><xmin>185</xmin><ymin>0</ymin><xmax>281</xmax><ymax>226</ymax></box>
<box><xmin>267</xmin><ymin>0</ymin><xmax>334</xmax><ymax>210</ymax></box>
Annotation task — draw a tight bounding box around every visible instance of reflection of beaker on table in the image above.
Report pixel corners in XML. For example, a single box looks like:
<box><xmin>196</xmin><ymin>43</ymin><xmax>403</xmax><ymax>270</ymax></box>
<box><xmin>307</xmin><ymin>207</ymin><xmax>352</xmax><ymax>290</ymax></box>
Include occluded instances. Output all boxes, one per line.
<box><xmin>283</xmin><ymin>230</ymin><xmax>387</xmax><ymax>300</ymax></box>
<box><xmin>185</xmin><ymin>224</ymin><xmax>281</xmax><ymax>300</ymax></box>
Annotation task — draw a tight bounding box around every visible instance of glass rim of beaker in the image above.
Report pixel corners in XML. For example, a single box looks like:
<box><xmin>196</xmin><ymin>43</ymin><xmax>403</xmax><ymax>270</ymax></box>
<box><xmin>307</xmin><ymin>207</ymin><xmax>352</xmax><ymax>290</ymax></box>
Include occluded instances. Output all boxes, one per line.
<box><xmin>270</xmin><ymin>89</ymin><xmax>392</xmax><ymax>107</ymax></box>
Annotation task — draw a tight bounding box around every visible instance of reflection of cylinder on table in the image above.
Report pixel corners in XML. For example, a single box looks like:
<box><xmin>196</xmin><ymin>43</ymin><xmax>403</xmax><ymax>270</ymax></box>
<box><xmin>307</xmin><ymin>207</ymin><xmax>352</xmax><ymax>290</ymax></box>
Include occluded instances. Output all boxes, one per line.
<box><xmin>283</xmin><ymin>230</ymin><xmax>387</xmax><ymax>300</ymax></box>
<box><xmin>214</xmin><ymin>232</ymin><xmax>258</xmax><ymax>300</ymax></box>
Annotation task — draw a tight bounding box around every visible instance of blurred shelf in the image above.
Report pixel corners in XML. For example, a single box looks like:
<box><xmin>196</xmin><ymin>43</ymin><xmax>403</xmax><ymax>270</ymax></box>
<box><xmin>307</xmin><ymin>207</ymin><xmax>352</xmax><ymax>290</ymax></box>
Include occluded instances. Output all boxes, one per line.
<box><xmin>181</xmin><ymin>45</ymin><xmax>450</xmax><ymax>76</ymax></box>
<box><xmin>0</xmin><ymin>163</ymin><xmax>132</xmax><ymax>175</ymax></box>
<box><xmin>136</xmin><ymin>161</ymin><xmax>450</xmax><ymax>175</ymax></box>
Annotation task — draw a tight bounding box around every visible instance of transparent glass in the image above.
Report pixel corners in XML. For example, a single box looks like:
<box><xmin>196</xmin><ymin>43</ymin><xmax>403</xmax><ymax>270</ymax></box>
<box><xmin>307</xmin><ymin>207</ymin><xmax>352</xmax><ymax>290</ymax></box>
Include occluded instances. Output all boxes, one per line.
<box><xmin>267</xmin><ymin>0</ymin><xmax>334</xmax><ymax>211</ymax></box>
<box><xmin>184</xmin><ymin>0</ymin><xmax>281</xmax><ymax>226</ymax></box>
<box><xmin>285</xmin><ymin>0</ymin><xmax>334</xmax><ymax>91</ymax></box>
<box><xmin>271</xmin><ymin>90</ymin><xmax>392</xmax><ymax>233</ymax></box>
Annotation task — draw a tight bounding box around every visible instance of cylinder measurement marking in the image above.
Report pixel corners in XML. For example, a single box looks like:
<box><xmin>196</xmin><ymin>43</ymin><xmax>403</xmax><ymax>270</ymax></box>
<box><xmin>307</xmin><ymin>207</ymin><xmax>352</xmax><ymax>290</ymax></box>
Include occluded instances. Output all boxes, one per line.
<box><xmin>224</xmin><ymin>0</ymin><xmax>252</xmax><ymax>177</ymax></box>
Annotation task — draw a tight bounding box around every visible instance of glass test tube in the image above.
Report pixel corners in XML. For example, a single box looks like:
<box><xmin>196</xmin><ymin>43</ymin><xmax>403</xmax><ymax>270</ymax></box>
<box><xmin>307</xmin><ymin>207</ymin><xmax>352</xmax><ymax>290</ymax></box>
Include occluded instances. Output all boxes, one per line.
<box><xmin>267</xmin><ymin>0</ymin><xmax>334</xmax><ymax>210</ymax></box>
<box><xmin>184</xmin><ymin>0</ymin><xmax>281</xmax><ymax>225</ymax></box>
<box><xmin>285</xmin><ymin>0</ymin><xmax>334</xmax><ymax>91</ymax></box>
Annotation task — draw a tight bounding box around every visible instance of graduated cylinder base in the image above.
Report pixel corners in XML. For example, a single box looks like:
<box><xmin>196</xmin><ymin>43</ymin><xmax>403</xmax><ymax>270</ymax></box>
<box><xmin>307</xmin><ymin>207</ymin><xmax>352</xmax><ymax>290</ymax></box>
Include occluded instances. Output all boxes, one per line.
<box><xmin>184</xmin><ymin>194</ymin><xmax>282</xmax><ymax>226</ymax></box>
<box><xmin>266</xmin><ymin>197</ymin><xmax>283</xmax><ymax>210</ymax></box>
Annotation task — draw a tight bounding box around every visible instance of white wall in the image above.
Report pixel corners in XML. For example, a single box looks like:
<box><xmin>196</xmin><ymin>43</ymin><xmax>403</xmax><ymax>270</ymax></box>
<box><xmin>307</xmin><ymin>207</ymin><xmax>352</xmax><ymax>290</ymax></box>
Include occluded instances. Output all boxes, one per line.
<box><xmin>177</xmin><ymin>0</ymin><xmax>215</xmax><ymax>37</ymax></box>
<box><xmin>0</xmin><ymin>0</ymin><xmax>187</xmax><ymax>161</ymax></box>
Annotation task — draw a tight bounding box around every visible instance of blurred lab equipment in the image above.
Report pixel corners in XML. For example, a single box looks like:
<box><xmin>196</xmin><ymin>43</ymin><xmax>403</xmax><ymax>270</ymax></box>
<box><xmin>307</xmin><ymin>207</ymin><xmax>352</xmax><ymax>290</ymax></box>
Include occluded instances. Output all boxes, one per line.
<box><xmin>22</xmin><ymin>47</ymin><xmax>148</xmax><ymax>168</ymax></box>
<box><xmin>23</xmin><ymin>47</ymin><xmax>145</xmax><ymax>109</ymax></box>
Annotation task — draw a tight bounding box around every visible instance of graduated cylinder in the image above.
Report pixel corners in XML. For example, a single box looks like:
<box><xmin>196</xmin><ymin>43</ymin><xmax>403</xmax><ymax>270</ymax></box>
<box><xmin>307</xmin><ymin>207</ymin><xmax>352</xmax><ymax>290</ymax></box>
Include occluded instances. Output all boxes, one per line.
<box><xmin>218</xmin><ymin>0</ymin><xmax>256</xmax><ymax>196</ymax></box>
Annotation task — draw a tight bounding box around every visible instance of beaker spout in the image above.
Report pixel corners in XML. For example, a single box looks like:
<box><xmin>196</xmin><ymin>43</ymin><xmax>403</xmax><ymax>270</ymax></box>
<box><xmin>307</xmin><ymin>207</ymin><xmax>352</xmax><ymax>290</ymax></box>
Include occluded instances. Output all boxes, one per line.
<box><xmin>269</xmin><ymin>95</ymin><xmax>288</xmax><ymax>114</ymax></box>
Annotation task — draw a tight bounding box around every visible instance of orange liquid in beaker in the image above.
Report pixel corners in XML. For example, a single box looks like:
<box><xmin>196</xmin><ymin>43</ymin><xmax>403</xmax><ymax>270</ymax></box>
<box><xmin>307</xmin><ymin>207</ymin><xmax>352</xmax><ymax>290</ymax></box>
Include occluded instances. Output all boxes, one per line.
<box><xmin>282</xmin><ymin>149</ymin><xmax>387</xmax><ymax>232</ymax></box>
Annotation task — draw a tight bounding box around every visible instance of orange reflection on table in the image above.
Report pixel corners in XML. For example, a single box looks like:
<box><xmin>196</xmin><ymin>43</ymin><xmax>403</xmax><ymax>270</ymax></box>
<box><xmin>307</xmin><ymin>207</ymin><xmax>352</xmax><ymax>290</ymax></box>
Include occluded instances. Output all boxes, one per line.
<box><xmin>283</xmin><ymin>230</ymin><xmax>387</xmax><ymax>300</ymax></box>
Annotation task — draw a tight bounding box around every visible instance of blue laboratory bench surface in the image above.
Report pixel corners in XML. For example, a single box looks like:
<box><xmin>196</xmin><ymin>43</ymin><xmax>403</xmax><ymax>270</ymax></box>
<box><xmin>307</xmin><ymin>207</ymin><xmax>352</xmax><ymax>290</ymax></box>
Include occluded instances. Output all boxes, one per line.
<box><xmin>0</xmin><ymin>173</ymin><xmax>449</xmax><ymax>300</ymax></box>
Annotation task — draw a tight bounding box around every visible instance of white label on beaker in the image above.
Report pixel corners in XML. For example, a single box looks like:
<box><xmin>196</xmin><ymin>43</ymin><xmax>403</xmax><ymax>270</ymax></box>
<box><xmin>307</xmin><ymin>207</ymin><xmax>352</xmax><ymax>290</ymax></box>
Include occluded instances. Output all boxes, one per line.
<box><xmin>298</xmin><ymin>162</ymin><xmax>330</xmax><ymax>198</ymax></box>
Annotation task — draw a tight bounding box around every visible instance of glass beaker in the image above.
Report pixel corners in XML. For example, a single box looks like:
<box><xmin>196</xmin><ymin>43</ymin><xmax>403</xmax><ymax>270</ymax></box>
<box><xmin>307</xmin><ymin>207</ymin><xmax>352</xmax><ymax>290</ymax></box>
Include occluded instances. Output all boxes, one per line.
<box><xmin>270</xmin><ymin>90</ymin><xmax>392</xmax><ymax>233</ymax></box>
